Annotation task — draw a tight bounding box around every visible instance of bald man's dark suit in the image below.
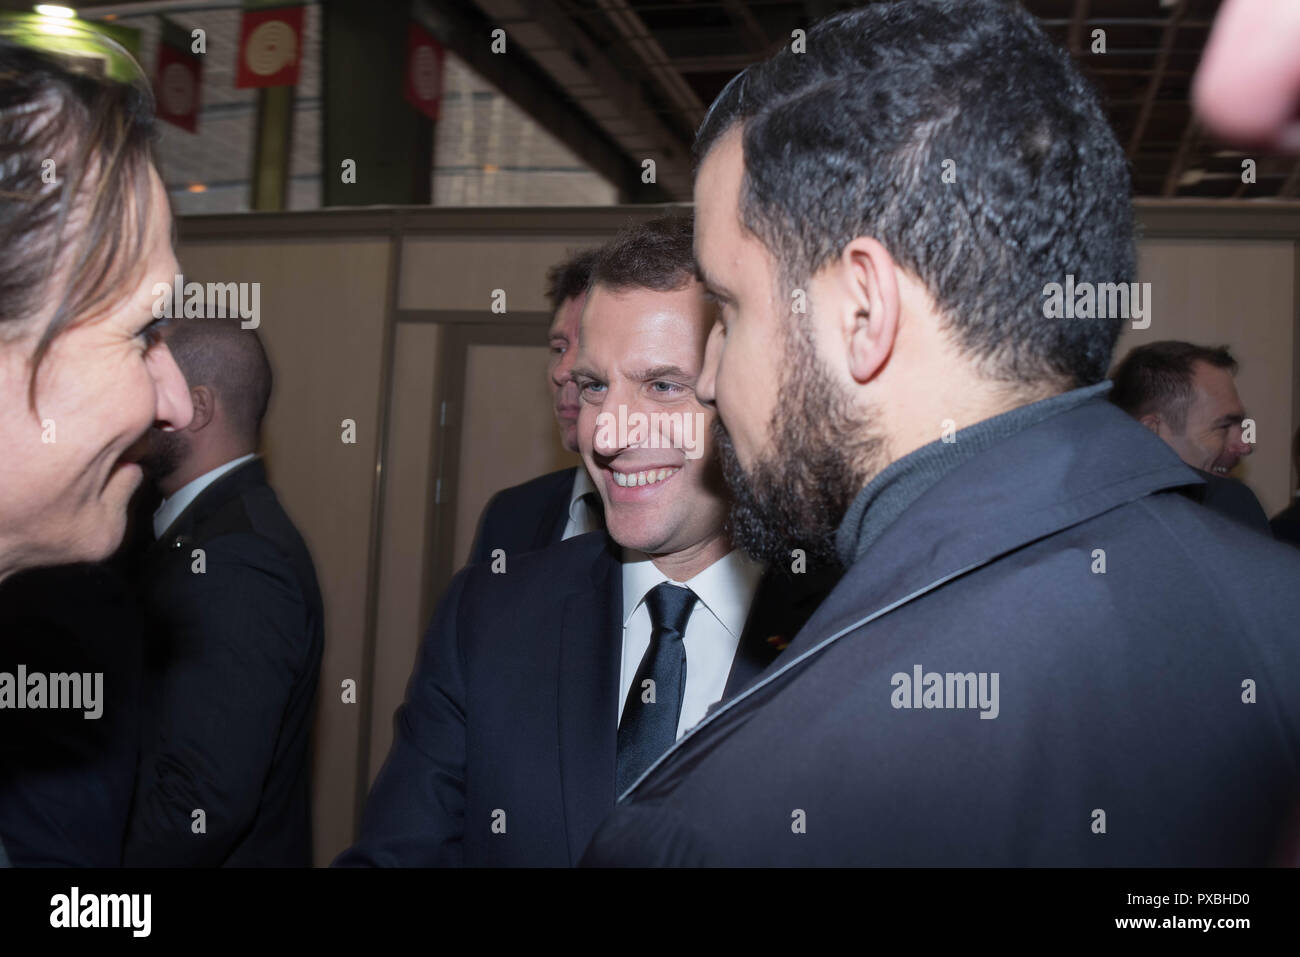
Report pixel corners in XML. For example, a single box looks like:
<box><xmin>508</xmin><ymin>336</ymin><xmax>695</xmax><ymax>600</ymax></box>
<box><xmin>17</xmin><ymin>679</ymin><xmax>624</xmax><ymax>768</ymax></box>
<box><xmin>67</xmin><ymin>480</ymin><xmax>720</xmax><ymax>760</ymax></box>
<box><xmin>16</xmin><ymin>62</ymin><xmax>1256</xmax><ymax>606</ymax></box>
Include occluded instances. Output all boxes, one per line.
<box><xmin>469</xmin><ymin>468</ymin><xmax>578</xmax><ymax>565</ymax></box>
<box><xmin>125</xmin><ymin>459</ymin><xmax>323</xmax><ymax>867</ymax></box>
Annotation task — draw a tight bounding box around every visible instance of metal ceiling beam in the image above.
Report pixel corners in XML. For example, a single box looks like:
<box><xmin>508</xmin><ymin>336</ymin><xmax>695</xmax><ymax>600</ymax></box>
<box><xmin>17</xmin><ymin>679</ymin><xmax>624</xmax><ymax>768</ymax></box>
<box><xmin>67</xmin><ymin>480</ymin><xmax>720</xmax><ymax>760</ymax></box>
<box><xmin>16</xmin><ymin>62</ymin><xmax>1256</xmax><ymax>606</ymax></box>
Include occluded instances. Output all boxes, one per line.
<box><xmin>1161</xmin><ymin>116</ymin><xmax>1200</xmax><ymax>197</ymax></box>
<box><xmin>427</xmin><ymin>0</ymin><xmax>663</xmax><ymax>201</ymax></box>
<box><xmin>719</xmin><ymin>0</ymin><xmax>769</xmax><ymax>55</ymax></box>
<box><xmin>596</xmin><ymin>0</ymin><xmax>707</xmax><ymax>129</ymax></box>
<box><xmin>672</xmin><ymin>53</ymin><xmax>757</xmax><ymax>74</ymax></box>
<box><xmin>1126</xmin><ymin>0</ymin><xmax>1188</xmax><ymax>159</ymax></box>
<box><xmin>1281</xmin><ymin>160</ymin><xmax>1300</xmax><ymax>199</ymax></box>
<box><xmin>470</xmin><ymin>0</ymin><xmax>695</xmax><ymax>199</ymax></box>
<box><xmin>1066</xmin><ymin>0</ymin><xmax>1088</xmax><ymax>56</ymax></box>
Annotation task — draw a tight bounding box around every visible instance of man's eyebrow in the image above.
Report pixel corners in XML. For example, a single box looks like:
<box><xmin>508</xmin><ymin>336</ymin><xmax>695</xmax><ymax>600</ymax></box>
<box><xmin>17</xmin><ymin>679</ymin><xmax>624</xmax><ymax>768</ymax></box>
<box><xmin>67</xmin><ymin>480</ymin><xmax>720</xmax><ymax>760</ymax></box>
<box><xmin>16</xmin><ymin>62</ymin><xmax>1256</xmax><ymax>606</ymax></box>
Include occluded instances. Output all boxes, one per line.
<box><xmin>569</xmin><ymin>364</ymin><xmax>600</xmax><ymax>380</ymax></box>
<box><xmin>1215</xmin><ymin>412</ymin><xmax>1246</xmax><ymax>426</ymax></box>
<box><xmin>693</xmin><ymin>259</ymin><xmax>733</xmax><ymax>300</ymax></box>
<box><xmin>633</xmin><ymin>364</ymin><xmax>694</xmax><ymax>381</ymax></box>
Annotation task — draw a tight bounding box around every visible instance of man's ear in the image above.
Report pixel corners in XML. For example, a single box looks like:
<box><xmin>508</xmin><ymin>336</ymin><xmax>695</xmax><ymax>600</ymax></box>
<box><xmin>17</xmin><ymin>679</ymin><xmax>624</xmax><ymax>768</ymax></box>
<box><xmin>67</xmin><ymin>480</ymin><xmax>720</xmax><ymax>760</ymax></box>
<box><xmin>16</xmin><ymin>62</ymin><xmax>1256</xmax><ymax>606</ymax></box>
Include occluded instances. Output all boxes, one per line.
<box><xmin>1137</xmin><ymin>412</ymin><xmax>1163</xmax><ymax>436</ymax></box>
<box><xmin>187</xmin><ymin>385</ymin><xmax>215</xmax><ymax>432</ymax></box>
<box><xmin>838</xmin><ymin>237</ymin><xmax>900</xmax><ymax>385</ymax></box>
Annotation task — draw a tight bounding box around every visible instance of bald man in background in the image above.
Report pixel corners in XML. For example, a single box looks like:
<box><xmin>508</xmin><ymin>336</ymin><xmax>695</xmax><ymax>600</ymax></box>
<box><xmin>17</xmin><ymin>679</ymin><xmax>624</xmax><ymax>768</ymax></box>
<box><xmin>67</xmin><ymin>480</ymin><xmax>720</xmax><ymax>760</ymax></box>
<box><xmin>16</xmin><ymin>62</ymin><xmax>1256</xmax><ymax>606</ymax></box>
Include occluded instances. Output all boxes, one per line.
<box><xmin>124</xmin><ymin>317</ymin><xmax>323</xmax><ymax>867</ymax></box>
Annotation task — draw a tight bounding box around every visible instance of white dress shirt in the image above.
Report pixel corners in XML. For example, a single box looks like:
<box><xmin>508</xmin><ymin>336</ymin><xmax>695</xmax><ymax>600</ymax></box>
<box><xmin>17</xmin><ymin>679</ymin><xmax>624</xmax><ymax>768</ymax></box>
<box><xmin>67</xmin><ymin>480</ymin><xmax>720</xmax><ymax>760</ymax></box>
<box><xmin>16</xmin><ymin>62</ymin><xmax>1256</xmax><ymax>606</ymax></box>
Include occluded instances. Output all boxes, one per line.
<box><xmin>618</xmin><ymin>548</ymin><xmax>765</xmax><ymax>739</ymax></box>
<box><xmin>152</xmin><ymin>453</ymin><xmax>260</xmax><ymax>540</ymax></box>
<box><xmin>560</xmin><ymin>466</ymin><xmax>602</xmax><ymax>541</ymax></box>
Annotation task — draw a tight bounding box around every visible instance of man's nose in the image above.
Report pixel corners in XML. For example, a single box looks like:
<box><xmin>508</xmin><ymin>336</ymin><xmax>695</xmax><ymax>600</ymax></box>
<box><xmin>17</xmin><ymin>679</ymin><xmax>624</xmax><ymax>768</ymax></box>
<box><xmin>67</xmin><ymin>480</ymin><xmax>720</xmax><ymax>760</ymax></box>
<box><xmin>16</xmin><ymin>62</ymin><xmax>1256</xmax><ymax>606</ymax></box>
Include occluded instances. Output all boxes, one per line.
<box><xmin>554</xmin><ymin>343</ymin><xmax>581</xmax><ymax>385</ymax></box>
<box><xmin>592</xmin><ymin>384</ymin><xmax>639</xmax><ymax>456</ymax></box>
<box><xmin>148</xmin><ymin>342</ymin><xmax>193</xmax><ymax>431</ymax></box>
<box><xmin>551</xmin><ymin>355</ymin><xmax>570</xmax><ymax>387</ymax></box>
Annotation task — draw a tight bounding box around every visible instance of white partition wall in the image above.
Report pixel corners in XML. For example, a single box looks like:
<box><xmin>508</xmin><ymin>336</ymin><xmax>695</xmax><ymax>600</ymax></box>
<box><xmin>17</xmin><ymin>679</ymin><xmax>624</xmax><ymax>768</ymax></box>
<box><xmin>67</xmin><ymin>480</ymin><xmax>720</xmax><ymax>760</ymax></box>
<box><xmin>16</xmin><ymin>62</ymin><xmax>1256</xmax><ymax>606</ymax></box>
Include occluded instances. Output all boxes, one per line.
<box><xmin>1123</xmin><ymin>239</ymin><xmax>1296</xmax><ymax>516</ymax></box>
<box><xmin>176</xmin><ymin>201</ymin><xmax>1300</xmax><ymax>864</ymax></box>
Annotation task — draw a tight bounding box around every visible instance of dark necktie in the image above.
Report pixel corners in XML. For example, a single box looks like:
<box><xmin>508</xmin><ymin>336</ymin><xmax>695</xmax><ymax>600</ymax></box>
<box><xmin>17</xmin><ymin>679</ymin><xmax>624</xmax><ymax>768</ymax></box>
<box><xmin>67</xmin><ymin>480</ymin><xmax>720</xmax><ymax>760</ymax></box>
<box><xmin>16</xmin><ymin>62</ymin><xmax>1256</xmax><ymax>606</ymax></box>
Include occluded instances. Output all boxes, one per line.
<box><xmin>616</xmin><ymin>582</ymin><xmax>698</xmax><ymax>794</ymax></box>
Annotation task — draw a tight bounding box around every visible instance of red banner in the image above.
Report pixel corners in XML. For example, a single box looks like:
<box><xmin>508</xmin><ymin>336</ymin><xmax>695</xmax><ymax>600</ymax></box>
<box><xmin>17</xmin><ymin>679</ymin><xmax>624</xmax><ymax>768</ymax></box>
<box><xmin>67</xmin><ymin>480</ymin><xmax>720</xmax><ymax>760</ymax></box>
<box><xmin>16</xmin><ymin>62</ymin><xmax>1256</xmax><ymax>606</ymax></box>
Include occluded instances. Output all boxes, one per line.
<box><xmin>404</xmin><ymin>20</ymin><xmax>445</xmax><ymax>120</ymax></box>
<box><xmin>235</xmin><ymin>5</ymin><xmax>305</xmax><ymax>89</ymax></box>
<box><xmin>155</xmin><ymin>35</ymin><xmax>201</xmax><ymax>132</ymax></box>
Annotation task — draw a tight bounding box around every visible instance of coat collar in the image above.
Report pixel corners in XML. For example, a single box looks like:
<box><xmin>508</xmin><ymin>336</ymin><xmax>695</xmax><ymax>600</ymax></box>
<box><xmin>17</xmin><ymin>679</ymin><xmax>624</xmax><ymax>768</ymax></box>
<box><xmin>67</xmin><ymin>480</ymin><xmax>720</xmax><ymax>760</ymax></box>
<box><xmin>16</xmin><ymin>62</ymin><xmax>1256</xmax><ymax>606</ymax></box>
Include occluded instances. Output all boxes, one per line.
<box><xmin>786</xmin><ymin>397</ymin><xmax>1200</xmax><ymax>661</ymax></box>
<box><xmin>149</xmin><ymin>457</ymin><xmax>267</xmax><ymax>555</ymax></box>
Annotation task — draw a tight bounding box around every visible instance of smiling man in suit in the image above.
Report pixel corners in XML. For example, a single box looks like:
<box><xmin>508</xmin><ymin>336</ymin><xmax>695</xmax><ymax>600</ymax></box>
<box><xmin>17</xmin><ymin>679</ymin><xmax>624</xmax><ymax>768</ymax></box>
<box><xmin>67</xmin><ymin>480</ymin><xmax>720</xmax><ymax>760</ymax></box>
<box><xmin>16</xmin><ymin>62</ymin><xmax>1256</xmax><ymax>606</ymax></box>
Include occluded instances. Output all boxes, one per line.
<box><xmin>468</xmin><ymin>248</ymin><xmax>603</xmax><ymax>564</ymax></box>
<box><xmin>337</xmin><ymin>214</ymin><xmax>829</xmax><ymax>867</ymax></box>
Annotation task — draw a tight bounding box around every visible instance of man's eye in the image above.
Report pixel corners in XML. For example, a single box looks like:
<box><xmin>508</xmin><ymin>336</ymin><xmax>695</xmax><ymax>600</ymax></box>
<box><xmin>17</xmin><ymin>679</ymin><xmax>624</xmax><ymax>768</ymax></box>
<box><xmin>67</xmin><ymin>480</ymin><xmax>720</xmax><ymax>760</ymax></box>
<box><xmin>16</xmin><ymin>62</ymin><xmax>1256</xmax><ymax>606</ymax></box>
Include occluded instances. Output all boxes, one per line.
<box><xmin>578</xmin><ymin>380</ymin><xmax>605</xmax><ymax>395</ymax></box>
<box><xmin>550</xmin><ymin>343</ymin><xmax>566</xmax><ymax>356</ymax></box>
<box><xmin>139</xmin><ymin>318</ymin><xmax>168</xmax><ymax>347</ymax></box>
<box><xmin>651</xmin><ymin>381</ymin><xmax>681</xmax><ymax>394</ymax></box>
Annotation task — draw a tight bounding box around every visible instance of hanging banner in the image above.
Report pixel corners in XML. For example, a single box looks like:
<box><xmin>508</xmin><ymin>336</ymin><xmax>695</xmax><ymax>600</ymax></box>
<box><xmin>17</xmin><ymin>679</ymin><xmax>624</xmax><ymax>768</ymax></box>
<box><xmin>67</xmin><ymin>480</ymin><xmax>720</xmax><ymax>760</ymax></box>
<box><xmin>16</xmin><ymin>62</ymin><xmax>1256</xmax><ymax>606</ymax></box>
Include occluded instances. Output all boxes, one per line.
<box><xmin>235</xmin><ymin>4</ymin><xmax>304</xmax><ymax>89</ymax></box>
<box><xmin>154</xmin><ymin>18</ymin><xmax>201</xmax><ymax>133</ymax></box>
<box><xmin>403</xmin><ymin>19</ymin><xmax>445</xmax><ymax>121</ymax></box>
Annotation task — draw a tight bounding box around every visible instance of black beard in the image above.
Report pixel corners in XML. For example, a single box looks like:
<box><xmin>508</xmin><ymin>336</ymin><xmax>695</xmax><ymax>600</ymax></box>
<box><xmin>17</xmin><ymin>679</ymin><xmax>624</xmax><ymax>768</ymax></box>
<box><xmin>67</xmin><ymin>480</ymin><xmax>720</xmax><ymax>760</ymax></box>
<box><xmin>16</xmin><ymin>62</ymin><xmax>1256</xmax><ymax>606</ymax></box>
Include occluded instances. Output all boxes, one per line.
<box><xmin>715</xmin><ymin>314</ymin><xmax>881</xmax><ymax>572</ymax></box>
<box><xmin>137</xmin><ymin>428</ymin><xmax>187</xmax><ymax>488</ymax></box>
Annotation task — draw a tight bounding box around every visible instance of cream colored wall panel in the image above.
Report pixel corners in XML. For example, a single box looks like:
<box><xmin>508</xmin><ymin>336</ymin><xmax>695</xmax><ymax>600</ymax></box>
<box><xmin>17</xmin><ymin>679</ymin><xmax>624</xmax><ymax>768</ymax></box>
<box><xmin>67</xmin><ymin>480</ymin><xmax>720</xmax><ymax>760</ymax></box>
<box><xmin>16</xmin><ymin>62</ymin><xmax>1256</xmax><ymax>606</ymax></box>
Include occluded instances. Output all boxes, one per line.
<box><xmin>455</xmin><ymin>343</ymin><xmax>582</xmax><ymax>564</ymax></box>
<box><xmin>399</xmin><ymin>236</ymin><xmax>606</xmax><ymax>311</ymax></box>
<box><xmin>368</xmin><ymin>323</ymin><xmax>441</xmax><ymax>784</ymax></box>
<box><xmin>1123</xmin><ymin>239</ymin><xmax>1295</xmax><ymax>516</ymax></box>
<box><xmin>176</xmin><ymin>237</ymin><xmax>390</xmax><ymax>865</ymax></box>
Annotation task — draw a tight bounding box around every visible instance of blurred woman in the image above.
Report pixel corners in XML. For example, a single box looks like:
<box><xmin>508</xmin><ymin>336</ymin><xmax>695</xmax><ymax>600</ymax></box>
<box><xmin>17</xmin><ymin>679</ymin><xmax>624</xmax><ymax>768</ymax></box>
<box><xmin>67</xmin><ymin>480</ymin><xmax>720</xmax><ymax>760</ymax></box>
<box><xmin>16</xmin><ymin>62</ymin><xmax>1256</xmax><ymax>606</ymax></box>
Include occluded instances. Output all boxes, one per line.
<box><xmin>0</xmin><ymin>28</ymin><xmax>192</xmax><ymax>585</ymax></box>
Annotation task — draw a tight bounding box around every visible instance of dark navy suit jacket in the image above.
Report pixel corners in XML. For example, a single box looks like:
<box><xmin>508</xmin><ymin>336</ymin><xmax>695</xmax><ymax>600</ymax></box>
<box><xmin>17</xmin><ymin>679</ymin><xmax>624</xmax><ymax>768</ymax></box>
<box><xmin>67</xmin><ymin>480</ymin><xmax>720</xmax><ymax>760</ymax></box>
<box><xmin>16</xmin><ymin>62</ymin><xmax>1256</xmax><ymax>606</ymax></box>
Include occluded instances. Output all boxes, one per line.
<box><xmin>1183</xmin><ymin>469</ymin><xmax>1271</xmax><ymax>536</ymax></box>
<box><xmin>1271</xmin><ymin>500</ymin><xmax>1300</xmax><ymax>548</ymax></box>
<box><xmin>125</xmin><ymin>459</ymin><xmax>324</xmax><ymax>867</ymax></box>
<box><xmin>0</xmin><ymin>562</ymin><xmax>143</xmax><ymax>866</ymax></box>
<box><xmin>582</xmin><ymin>397</ymin><xmax>1300</xmax><ymax>866</ymax></box>
<box><xmin>336</xmin><ymin>531</ymin><xmax>831</xmax><ymax>866</ymax></box>
<box><xmin>469</xmin><ymin>468</ymin><xmax>577</xmax><ymax>566</ymax></box>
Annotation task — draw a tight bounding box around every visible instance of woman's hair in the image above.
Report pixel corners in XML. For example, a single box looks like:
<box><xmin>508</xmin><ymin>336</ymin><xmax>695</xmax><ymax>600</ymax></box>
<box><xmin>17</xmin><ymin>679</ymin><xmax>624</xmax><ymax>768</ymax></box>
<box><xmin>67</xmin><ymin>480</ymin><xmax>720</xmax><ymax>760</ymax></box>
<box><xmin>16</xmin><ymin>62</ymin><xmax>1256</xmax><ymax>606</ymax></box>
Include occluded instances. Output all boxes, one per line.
<box><xmin>0</xmin><ymin>36</ymin><xmax>161</xmax><ymax>408</ymax></box>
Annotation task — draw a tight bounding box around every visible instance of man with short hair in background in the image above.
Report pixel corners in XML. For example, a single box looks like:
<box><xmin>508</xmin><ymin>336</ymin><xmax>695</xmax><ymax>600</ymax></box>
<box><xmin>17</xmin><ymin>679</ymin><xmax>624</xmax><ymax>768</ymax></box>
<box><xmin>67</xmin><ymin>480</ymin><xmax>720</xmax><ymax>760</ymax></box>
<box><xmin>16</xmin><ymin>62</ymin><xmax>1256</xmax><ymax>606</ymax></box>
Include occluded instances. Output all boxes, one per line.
<box><xmin>1110</xmin><ymin>340</ymin><xmax>1270</xmax><ymax>534</ymax></box>
<box><xmin>468</xmin><ymin>248</ymin><xmax>603</xmax><ymax>564</ymax></box>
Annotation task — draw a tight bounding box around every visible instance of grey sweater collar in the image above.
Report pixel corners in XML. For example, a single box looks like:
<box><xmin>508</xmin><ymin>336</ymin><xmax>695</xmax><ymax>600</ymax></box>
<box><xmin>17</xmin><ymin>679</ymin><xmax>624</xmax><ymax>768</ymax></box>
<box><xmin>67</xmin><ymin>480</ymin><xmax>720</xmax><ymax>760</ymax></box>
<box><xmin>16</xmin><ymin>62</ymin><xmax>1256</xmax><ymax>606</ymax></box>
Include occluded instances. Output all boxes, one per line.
<box><xmin>834</xmin><ymin>381</ymin><xmax>1113</xmax><ymax>567</ymax></box>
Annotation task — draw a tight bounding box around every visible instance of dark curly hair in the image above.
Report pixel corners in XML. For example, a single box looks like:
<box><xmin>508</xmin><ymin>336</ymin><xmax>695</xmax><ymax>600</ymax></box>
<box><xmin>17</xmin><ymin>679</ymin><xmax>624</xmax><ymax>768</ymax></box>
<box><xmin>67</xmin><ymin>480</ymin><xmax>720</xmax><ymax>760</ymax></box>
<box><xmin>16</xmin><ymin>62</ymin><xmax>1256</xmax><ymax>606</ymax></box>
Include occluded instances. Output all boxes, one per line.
<box><xmin>695</xmin><ymin>0</ymin><xmax>1136</xmax><ymax>389</ymax></box>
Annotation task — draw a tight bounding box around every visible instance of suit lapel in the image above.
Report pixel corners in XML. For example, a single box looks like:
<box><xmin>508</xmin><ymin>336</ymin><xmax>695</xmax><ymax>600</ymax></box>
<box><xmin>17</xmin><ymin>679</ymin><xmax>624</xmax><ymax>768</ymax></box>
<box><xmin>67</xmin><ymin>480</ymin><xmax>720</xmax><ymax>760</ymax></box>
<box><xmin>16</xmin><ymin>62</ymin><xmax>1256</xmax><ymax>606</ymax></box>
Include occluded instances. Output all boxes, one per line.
<box><xmin>723</xmin><ymin>566</ymin><xmax>838</xmax><ymax>699</ymax></box>
<box><xmin>537</xmin><ymin>468</ymin><xmax>576</xmax><ymax>549</ymax></box>
<box><xmin>555</xmin><ymin>536</ymin><xmax>621</xmax><ymax>864</ymax></box>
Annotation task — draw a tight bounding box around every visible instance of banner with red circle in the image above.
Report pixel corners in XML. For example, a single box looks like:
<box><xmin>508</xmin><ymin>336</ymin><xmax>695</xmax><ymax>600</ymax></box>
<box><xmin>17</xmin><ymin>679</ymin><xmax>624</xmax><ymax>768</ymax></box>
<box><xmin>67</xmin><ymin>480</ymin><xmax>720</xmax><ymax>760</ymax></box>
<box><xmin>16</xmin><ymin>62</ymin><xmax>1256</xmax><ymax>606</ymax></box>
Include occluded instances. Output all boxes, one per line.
<box><xmin>404</xmin><ymin>20</ymin><xmax>445</xmax><ymax>121</ymax></box>
<box><xmin>155</xmin><ymin>34</ymin><xmax>202</xmax><ymax>132</ymax></box>
<box><xmin>235</xmin><ymin>5</ymin><xmax>305</xmax><ymax>89</ymax></box>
